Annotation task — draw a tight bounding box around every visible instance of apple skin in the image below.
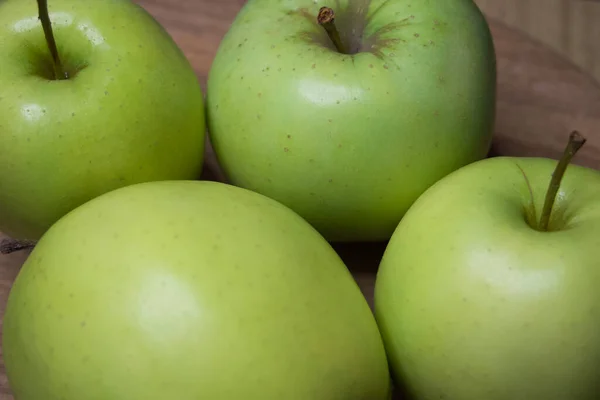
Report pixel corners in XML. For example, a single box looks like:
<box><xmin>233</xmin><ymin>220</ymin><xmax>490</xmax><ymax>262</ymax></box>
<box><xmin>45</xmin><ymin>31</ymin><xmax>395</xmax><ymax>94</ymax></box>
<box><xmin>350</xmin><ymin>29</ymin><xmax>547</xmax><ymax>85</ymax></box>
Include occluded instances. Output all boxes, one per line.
<box><xmin>374</xmin><ymin>156</ymin><xmax>600</xmax><ymax>399</ymax></box>
<box><xmin>0</xmin><ymin>0</ymin><xmax>206</xmax><ymax>241</ymax></box>
<box><xmin>206</xmin><ymin>0</ymin><xmax>496</xmax><ymax>242</ymax></box>
<box><xmin>3</xmin><ymin>180</ymin><xmax>391</xmax><ymax>400</ymax></box>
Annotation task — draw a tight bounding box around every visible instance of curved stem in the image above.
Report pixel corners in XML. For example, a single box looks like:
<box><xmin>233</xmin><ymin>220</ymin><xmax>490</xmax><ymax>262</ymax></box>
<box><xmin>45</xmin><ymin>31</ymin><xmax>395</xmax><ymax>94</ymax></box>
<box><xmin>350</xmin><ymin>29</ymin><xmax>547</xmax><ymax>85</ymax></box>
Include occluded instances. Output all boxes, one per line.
<box><xmin>538</xmin><ymin>131</ymin><xmax>586</xmax><ymax>231</ymax></box>
<box><xmin>38</xmin><ymin>0</ymin><xmax>68</xmax><ymax>80</ymax></box>
<box><xmin>317</xmin><ymin>7</ymin><xmax>348</xmax><ymax>54</ymax></box>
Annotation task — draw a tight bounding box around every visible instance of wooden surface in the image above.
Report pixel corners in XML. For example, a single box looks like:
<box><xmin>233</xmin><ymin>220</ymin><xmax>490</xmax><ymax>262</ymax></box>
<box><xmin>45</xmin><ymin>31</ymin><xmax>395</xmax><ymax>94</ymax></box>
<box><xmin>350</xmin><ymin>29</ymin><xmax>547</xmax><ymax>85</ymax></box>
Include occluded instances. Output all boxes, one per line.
<box><xmin>475</xmin><ymin>0</ymin><xmax>600</xmax><ymax>84</ymax></box>
<box><xmin>1</xmin><ymin>0</ymin><xmax>600</xmax><ymax>398</ymax></box>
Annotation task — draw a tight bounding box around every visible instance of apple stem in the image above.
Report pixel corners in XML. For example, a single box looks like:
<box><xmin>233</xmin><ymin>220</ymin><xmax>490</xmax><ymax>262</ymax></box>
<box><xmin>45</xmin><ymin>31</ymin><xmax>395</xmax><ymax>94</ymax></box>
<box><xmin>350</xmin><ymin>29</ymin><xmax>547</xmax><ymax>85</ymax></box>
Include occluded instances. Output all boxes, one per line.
<box><xmin>317</xmin><ymin>7</ymin><xmax>348</xmax><ymax>54</ymax></box>
<box><xmin>538</xmin><ymin>131</ymin><xmax>586</xmax><ymax>231</ymax></box>
<box><xmin>38</xmin><ymin>0</ymin><xmax>68</xmax><ymax>80</ymax></box>
<box><xmin>0</xmin><ymin>239</ymin><xmax>37</xmax><ymax>255</ymax></box>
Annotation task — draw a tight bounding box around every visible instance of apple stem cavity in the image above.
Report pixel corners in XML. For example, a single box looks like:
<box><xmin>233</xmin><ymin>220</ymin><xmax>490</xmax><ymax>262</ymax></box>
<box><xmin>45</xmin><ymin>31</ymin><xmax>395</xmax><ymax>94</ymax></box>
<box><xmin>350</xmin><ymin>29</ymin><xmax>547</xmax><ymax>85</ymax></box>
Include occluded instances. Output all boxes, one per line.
<box><xmin>538</xmin><ymin>131</ymin><xmax>587</xmax><ymax>231</ymax></box>
<box><xmin>38</xmin><ymin>0</ymin><xmax>68</xmax><ymax>80</ymax></box>
<box><xmin>0</xmin><ymin>239</ymin><xmax>37</xmax><ymax>255</ymax></box>
<box><xmin>317</xmin><ymin>7</ymin><xmax>348</xmax><ymax>54</ymax></box>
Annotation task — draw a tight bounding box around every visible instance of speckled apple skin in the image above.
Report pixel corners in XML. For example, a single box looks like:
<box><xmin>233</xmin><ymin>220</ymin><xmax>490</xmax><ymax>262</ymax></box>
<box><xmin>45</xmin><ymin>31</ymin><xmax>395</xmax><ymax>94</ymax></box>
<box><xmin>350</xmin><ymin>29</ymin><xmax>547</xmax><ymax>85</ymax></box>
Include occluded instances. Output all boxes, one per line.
<box><xmin>0</xmin><ymin>0</ymin><xmax>206</xmax><ymax>240</ymax></box>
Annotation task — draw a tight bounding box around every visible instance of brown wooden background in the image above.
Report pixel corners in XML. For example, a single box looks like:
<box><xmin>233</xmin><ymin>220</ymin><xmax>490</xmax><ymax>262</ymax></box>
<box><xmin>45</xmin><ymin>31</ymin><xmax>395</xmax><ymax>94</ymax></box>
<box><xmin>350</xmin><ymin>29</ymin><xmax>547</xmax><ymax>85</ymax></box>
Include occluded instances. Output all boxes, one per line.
<box><xmin>475</xmin><ymin>0</ymin><xmax>600</xmax><ymax>83</ymax></box>
<box><xmin>0</xmin><ymin>0</ymin><xmax>599</xmax><ymax>398</ymax></box>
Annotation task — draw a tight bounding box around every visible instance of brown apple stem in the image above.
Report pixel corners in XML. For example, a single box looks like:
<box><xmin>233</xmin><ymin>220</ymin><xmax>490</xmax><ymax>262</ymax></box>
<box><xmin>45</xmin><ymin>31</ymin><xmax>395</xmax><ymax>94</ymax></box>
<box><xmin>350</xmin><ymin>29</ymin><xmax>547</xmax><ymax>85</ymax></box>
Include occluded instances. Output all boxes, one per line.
<box><xmin>0</xmin><ymin>239</ymin><xmax>37</xmax><ymax>255</ymax></box>
<box><xmin>317</xmin><ymin>7</ymin><xmax>348</xmax><ymax>54</ymax></box>
<box><xmin>538</xmin><ymin>131</ymin><xmax>586</xmax><ymax>231</ymax></box>
<box><xmin>38</xmin><ymin>0</ymin><xmax>68</xmax><ymax>80</ymax></box>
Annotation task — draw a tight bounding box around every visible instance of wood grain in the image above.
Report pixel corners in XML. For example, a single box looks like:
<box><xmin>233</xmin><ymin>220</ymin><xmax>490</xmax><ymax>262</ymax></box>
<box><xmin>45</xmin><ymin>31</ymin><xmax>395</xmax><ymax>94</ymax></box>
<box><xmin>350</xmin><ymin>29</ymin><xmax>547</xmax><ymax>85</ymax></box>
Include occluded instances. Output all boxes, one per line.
<box><xmin>475</xmin><ymin>0</ymin><xmax>600</xmax><ymax>84</ymax></box>
<box><xmin>1</xmin><ymin>0</ymin><xmax>600</xmax><ymax>398</ymax></box>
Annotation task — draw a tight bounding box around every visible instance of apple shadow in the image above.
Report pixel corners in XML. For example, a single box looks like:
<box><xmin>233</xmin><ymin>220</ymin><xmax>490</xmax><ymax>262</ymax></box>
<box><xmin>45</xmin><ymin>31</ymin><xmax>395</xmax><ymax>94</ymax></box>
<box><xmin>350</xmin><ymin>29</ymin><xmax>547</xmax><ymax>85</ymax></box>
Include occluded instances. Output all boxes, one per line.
<box><xmin>487</xmin><ymin>140</ymin><xmax>503</xmax><ymax>158</ymax></box>
<box><xmin>330</xmin><ymin>240</ymin><xmax>388</xmax><ymax>274</ymax></box>
<box><xmin>329</xmin><ymin>240</ymin><xmax>388</xmax><ymax>312</ymax></box>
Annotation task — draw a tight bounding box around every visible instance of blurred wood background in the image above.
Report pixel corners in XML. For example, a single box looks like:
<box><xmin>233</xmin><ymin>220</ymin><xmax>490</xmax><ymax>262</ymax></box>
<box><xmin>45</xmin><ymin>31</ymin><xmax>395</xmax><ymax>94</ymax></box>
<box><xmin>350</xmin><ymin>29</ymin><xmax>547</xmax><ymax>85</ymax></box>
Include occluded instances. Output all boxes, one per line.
<box><xmin>475</xmin><ymin>0</ymin><xmax>600</xmax><ymax>83</ymax></box>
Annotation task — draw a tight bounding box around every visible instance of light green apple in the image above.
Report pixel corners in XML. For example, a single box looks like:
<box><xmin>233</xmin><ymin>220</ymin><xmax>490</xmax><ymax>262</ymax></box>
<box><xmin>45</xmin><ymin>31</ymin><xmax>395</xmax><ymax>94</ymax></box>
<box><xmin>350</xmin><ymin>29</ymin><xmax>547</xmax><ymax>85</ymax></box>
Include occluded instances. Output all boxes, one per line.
<box><xmin>206</xmin><ymin>0</ymin><xmax>496</xmax><ymax>242</ymax></box>
<box><xmin>0</xmin><ymin>0</ymin><xmax>206</xmax><ymax>241</ymax></box>
<box><xmin>3</xmin><ymin>180</ymin><xmax>391</xmax><ymax>400</ymax></box>
<box><xmin>374</xmin><ymin>133</ymin><xmax>600</xmax><ymax>399</ymax></box>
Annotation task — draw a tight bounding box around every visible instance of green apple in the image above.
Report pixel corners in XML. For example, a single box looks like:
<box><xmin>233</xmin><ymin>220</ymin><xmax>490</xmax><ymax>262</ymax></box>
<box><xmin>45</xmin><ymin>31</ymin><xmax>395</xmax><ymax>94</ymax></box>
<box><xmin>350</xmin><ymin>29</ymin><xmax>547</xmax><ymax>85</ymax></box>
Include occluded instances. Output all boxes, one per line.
<box><xmin>3</xmin><ymin>180</ymin><xmax>391</xmax><ymax>400</ymax></box>
<box><xmin>374</xmin><ymin>132</ymin><xmax>600</xmax><ymax>399</ymax></box>
<box><xmin>0</xmin><ymin>0</ymin><xmax>206</xmax><ymax>241</ymax></box>
<box><xmin>206</xmin><ymin>0</ymin><xmax>496</xmax><ymax>242</ymax></box>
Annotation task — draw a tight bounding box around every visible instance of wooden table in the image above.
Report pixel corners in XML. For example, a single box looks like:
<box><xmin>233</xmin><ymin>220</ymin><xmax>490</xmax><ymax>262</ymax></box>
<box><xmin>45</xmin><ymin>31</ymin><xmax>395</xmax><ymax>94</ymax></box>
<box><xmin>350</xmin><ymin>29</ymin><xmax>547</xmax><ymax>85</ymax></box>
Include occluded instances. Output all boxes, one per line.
<box><xmin>1</xmin><ymin>0</ymin><xmax>600</xmax><ymax>398</ymax></box>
